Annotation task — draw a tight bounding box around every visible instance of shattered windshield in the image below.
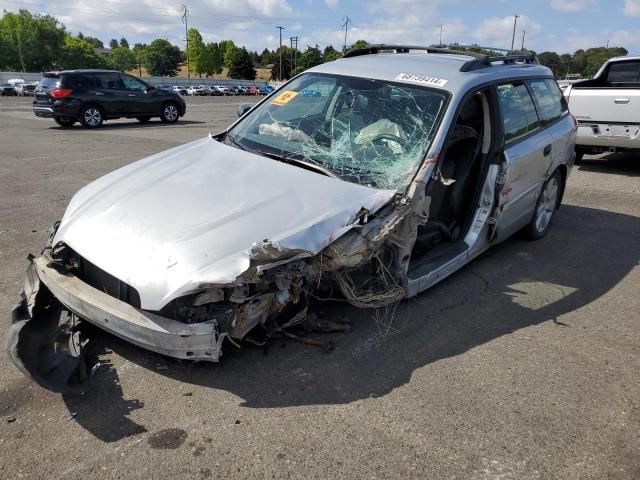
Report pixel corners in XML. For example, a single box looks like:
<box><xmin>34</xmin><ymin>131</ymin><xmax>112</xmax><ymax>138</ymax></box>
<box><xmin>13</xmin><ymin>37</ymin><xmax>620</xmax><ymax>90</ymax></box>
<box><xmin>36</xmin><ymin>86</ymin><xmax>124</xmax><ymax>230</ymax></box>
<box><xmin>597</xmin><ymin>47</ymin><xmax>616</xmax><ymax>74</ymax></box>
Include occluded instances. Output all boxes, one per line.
<box><xmin>228</xmin><ymin>73</ymin><xmax>448</xmax><ymax>190</ymax></box>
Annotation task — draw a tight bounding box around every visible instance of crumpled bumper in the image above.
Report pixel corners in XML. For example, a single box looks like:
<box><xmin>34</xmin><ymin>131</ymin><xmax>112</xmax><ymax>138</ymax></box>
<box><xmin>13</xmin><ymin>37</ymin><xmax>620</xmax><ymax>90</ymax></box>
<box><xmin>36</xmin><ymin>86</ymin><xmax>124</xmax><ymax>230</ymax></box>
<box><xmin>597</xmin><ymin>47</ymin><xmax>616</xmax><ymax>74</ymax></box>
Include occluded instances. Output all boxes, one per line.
<box><xmin>7</xmin><ymin>255</ymin><xmax>224</xmax><ymax>392</ymax></box>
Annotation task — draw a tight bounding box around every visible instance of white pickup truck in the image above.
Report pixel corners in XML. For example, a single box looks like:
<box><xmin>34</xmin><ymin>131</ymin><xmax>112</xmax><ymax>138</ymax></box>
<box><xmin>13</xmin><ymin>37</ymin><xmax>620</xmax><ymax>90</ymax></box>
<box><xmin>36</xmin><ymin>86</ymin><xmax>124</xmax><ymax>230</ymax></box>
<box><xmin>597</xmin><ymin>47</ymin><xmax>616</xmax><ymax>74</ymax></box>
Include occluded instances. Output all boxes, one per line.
<box><xmin>564</xmin><ymin>56</ymin><xmax>640</xmax><ymax>162</ymax></box>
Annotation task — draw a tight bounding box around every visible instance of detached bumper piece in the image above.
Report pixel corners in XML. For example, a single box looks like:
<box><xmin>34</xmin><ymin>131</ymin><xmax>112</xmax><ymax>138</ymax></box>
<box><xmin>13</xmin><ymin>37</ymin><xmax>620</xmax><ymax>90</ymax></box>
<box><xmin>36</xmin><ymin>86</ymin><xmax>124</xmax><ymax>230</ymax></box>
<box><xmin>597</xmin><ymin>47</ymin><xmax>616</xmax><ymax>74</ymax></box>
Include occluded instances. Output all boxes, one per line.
<box><xmin>7</xmin><ymin>256</ymin><xmax>223</xmax><ymax>393</ymax></box>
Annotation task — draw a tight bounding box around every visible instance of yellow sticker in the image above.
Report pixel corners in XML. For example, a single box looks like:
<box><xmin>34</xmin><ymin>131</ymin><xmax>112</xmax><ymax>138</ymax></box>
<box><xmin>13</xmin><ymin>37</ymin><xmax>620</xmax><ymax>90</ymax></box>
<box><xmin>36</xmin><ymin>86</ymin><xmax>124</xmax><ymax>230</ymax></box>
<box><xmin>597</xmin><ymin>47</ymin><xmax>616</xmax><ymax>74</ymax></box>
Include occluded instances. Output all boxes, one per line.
<box><xmin>271</xmin><ymin>90</ymin><xmax>299</xmax><ymax>106</ymax></box>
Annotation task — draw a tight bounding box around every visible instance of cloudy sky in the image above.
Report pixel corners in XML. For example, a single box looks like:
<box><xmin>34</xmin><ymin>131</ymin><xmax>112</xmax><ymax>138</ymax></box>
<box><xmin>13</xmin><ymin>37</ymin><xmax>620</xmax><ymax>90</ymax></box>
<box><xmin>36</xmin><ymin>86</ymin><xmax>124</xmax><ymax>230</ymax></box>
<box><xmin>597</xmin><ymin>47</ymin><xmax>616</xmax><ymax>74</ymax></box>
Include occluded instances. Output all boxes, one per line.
<box><xmin>2</xmin><ymin>0</ymin><xmax>639</xmax><ymax>54</ymax></box>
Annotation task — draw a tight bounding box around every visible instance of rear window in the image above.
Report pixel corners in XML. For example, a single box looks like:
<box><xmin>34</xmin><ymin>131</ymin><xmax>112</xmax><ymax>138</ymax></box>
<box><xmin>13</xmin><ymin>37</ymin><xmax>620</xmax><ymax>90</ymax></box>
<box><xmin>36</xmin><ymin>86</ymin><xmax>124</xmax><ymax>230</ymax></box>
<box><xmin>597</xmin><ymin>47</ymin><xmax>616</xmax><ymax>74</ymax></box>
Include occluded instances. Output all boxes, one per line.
<box><xmin>40</xmin><ymin>77</ymin><xmax>60</xmax><ymax>89</ymax></box>
<box><xmin>497</xmin><ymin>83</ymin><xmax>540</xmax><ymax>144</ymax></box>
<box><xmin>95</xmin><ymin>73</ymin><xmax>123</xmax><ymax>90</ymax></box>
<box><xmin>527</xmin><ymin>79</ymin><xmax>567</xmax><ymax>126</ymax></box>
<box><xmin>606</xmin><ymin>61</ymin><xmax>640</xmax><ymax>85</ymax></box>
<box><xmin>62</xmin><ymin>73</ymin><xmax>96</xmax><ymax>89</ymax></box>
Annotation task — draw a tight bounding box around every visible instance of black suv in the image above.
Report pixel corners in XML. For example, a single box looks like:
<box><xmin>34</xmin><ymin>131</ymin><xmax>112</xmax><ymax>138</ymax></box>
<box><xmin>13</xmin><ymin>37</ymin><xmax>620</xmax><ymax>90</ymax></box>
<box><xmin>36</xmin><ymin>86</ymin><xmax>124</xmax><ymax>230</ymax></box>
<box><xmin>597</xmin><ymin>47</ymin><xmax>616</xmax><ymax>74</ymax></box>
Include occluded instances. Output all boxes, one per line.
<box><xmin>33</xmin><ymin>69</ymin><xmax>187</xmax><ymax>128</ymax></box>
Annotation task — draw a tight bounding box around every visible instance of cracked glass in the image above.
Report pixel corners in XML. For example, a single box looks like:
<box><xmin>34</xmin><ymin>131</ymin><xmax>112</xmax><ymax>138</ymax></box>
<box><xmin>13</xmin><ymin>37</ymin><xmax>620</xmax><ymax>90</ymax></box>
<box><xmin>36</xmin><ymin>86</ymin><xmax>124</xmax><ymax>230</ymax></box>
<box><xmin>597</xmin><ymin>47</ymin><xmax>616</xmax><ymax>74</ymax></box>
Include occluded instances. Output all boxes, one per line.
<box><xmin>228</xmin><ymin>73</ymin><xmax>448</xmax><ymax>191</ymax></box>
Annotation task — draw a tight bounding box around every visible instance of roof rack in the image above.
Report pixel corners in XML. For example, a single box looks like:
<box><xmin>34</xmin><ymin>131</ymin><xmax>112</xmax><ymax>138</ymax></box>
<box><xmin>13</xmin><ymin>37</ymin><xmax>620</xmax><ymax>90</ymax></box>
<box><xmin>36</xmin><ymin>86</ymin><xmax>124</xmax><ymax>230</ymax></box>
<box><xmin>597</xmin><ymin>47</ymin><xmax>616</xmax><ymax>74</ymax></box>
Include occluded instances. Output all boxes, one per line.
<box><xmin>342</xmin><ymin>43</ymin><xmax>539</xmax><ymax>72</ymax></box>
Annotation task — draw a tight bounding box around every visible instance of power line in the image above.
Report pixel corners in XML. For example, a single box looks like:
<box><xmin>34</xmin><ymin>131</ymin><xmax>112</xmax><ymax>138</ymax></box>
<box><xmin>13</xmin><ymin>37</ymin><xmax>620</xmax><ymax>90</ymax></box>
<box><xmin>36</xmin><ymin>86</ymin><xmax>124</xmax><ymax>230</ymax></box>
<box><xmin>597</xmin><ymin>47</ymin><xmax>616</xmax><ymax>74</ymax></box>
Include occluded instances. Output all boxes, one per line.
<box><xmin>342</xmin><ymin>16</ymin><xmax>351</xmax><ymax>53</ymax></box>
<box><xmin>276</xmin><ymin>26</ymin><xmax>285</xmax><ymax>80</ymax></box>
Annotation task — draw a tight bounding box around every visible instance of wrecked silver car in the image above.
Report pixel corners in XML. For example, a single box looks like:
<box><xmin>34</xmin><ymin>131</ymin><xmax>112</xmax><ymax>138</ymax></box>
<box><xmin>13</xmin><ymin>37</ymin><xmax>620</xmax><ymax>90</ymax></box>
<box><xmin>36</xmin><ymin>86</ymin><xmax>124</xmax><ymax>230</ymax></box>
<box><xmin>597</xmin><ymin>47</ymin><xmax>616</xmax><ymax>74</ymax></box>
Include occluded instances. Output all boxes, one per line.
<box><xmin>8</xmin><ymin>45</ymin><xmax>576</xmax><ymax>392</ymax></box>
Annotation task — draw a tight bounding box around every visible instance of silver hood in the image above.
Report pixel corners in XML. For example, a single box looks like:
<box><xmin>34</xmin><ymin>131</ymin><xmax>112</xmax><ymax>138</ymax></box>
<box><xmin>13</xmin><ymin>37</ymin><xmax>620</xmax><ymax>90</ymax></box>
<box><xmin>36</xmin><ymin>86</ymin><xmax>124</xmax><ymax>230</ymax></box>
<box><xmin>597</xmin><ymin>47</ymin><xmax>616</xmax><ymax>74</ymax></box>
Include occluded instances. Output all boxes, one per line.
<box><xmin>53</xmin><ymin>136</ymin><xmax>396</xmax><ymax>310</ymax></box>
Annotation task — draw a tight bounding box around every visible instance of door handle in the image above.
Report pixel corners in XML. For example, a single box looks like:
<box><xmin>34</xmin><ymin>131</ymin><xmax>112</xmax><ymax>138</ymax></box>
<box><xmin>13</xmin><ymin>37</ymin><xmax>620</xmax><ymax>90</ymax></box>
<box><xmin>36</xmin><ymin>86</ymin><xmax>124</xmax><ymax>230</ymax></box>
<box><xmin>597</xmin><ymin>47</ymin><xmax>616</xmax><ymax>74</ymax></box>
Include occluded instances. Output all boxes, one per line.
<box><xmin>543</xmin><ymin>144</ymin><xmax>552</xmax><ymax>156</ymax></box>
<box><xmin>128</xmin><ymin>94</ymin><xmax>136</xmax><ymax>97</ymax></box>
<box><xmin>95</xmin><ymin>92</ymin><xmax>104</xmax><ymax>96</ymax></box>
<box><xmin>614</xmin><ymin>98</ymin><xmax>630</xmax><ymax>104</ymax></box>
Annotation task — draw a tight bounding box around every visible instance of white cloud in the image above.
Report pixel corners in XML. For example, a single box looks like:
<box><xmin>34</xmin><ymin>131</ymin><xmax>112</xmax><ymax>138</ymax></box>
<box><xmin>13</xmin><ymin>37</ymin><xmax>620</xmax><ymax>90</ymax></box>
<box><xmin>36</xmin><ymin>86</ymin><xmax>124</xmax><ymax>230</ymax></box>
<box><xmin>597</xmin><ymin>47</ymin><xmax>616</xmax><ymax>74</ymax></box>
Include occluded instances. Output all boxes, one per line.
<box><xmin>324</xmin><ymin>0</ymin><xmax>339</xmax><ymax>7</ymax></box>
<box><xmin>549</xmin><ymin>0</ymin><xmax>594</xmax><ymax>12</ymax></box>
<box><xmin>472</xmin><ymin>15</ymin><xmax>542</xmax><ymax>50</ymax></box>
<box><xmin>624</xmin><ymin>0</ymin><xmax>640</xmax><ymax>16</ymax></box>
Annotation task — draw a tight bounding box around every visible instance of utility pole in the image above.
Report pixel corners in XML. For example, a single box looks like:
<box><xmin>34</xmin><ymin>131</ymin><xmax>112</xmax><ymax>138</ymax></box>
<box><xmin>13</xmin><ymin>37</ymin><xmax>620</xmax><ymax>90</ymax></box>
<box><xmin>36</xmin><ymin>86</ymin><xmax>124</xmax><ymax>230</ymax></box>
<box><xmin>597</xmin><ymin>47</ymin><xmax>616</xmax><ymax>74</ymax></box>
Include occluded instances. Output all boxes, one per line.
<box><xmin>276</xmin><ymin>26</ymin><xmax>285</xmax><ymax>80</ymax></box>
<box><xmin>521</xmin><ymin>29</ymin><xmax>526</xmax><ymax>50</ymax></box>
<box><xmin>439</xmin><ymin>24</ymin><xmax>444</xmax><ymax>46</ymax></box>
<box><xmin>606</xmin><ymin>39</ymin><xmax>610</xmax><ymax>50</ymax></box>
<box><xmin>510</xmin><ymin>14</ymin><xmax>519</xmax><ymax>51</ymax></box>
<box><xmin>290</xmin><ymin>36</ymin><xmax>299</xmax><ymax>73</ymax></box>
<box><xmin>182</xmin><ymin>4</ymin><xmax>189</xmax><ymax>79</ymax></box>
<box><xmin>342</xmin><ymin>16</ymin><xmax>351</xmax><ymax>53</ymax></box>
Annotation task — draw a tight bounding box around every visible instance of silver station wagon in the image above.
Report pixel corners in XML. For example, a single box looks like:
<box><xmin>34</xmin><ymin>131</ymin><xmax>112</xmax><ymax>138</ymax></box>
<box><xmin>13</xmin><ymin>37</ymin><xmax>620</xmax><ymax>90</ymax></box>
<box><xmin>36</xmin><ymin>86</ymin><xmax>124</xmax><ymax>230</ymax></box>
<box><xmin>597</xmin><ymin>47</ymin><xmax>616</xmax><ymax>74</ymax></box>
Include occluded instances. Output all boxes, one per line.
<box><xmin>8</xmin><ymin>45</ymin><xmax>576</xmax><ymax>392</ymax></box>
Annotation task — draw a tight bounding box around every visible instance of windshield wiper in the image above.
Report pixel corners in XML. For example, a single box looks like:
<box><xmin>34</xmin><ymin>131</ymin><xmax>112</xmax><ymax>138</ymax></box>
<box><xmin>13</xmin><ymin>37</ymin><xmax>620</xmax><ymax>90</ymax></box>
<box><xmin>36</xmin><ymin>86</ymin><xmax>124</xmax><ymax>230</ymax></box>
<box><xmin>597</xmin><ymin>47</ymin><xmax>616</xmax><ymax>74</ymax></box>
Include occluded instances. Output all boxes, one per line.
<box><xmin>225</xmin><ymin>132</ymin><xmax>248</xmax><ymax>151</ymax></box>
<box><xmin>254</xmin><ymin>150</ymin><xmax>339</xmax><ymax>179</ymax></box>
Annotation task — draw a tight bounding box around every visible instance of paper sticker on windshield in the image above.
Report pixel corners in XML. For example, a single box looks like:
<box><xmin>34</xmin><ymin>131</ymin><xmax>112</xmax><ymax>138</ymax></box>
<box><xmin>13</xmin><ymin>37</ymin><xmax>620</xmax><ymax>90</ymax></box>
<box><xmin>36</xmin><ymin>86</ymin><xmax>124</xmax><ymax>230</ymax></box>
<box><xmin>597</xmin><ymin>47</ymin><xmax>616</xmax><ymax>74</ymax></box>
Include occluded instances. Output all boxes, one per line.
<box><xmin>271</xmin><ymin>90</ymin><xmax>299</xmax><ymax>106</ymax></box>
<box><xmin>395</xmin><ymin>73</ymin><xmax>448</xmax><ymax>87</ymax></box>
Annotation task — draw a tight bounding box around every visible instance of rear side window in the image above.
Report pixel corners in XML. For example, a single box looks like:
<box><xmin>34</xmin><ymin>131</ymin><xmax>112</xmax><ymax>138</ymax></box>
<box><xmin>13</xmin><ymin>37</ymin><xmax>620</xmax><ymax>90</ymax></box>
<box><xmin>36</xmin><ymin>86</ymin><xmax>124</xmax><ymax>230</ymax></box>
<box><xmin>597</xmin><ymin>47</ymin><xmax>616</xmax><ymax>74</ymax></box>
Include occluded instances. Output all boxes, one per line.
<box><xmin>497</xmin><ymin>83</ymin><xmax>540</xmax><ymax>144</ymax></box>
<box><xmin>606</xmin><ymin>61</ymin><xmax>640</xmax><ymax>85</ymax></box>
<box><xmin>527</xmin><ymin>79</ymin><xmax>567</xmax><ymax>126</ymax></box>
<box><xmin>95</xmin><ymin>73</ymin><xmax>123</xmax><ymax>90</ymax></box>
<box><xmin>39</xmin><ymin>77</ymin><xmax>60</xmax><ymax>89</ymax></box>
<box><xmin>62</xmin><ymin>73</ymin><xmax>95</xmax><ymax>89</ymax></box>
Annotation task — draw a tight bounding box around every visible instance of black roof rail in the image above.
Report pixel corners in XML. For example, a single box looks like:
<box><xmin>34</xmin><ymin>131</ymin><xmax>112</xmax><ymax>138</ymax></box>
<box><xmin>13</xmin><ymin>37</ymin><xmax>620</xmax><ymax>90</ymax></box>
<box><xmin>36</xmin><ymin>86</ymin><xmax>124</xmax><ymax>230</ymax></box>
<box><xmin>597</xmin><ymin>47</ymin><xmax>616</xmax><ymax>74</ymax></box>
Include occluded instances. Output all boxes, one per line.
<box><xmin>342</xmin><ymin>44</ymin><xmax>486</xmax><ymax>60</ymax></box>
<box><xmin>343</xmin><ymin>43</ymin><xmax>539</xmax><ymax>72</ymax></box>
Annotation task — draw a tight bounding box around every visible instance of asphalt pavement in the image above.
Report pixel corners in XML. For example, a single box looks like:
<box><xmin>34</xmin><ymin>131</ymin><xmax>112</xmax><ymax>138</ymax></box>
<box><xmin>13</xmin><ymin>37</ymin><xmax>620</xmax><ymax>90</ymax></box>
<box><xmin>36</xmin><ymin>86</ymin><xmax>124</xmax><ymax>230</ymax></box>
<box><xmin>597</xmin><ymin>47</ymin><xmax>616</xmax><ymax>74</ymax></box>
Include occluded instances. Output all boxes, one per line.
<box><xmin>0</xmin><ymin>95</ymin><xmax>638</xmax><ymax>479</ymax></box>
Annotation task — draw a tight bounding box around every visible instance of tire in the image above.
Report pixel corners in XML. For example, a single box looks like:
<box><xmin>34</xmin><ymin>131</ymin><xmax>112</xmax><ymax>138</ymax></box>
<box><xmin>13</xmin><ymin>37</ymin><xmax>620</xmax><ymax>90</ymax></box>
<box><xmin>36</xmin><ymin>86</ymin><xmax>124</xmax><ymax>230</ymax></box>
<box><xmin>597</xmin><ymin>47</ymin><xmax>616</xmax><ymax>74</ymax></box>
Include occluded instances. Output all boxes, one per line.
<box><xmin>136</xmin><ymin>116</ymin><xmax>151</xmax><ymax>123</ymax></box>
<box><xmin>160</xmin><ymin>102</ymin><xmax>179</xmax><ymax>124</ymax></box>
<box><xmin>54</xmin><ymin>117</ymin><xmax>76</xmax><ymax>128</ymax></box>
<box><xmin>574</xmin><ymin>149</ymin><xmax>585</xmax><ymax>165</ymax></box>
<box><xmin>79</xmin><ymin>105</ymin><xmax>103</xmax><ymax>128</ymax></box>
<box><xmin>524</xmin><ymin>170</ymin><xmax>562</xmax><ymax>240</ymax></box>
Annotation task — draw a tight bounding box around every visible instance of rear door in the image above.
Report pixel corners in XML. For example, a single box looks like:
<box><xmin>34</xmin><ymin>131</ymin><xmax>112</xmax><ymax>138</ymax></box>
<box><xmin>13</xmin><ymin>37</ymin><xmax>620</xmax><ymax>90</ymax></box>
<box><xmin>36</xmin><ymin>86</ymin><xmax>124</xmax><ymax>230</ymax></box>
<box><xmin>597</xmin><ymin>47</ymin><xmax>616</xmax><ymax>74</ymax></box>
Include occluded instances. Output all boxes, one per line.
<box><xmin>527</xmin><ymin>78</ymin><xmax>575</xmax><ymax>167</ymax></box>
<box><xmin>93</xmin><ymin>72</ymin><xmax>127</xmax><ymax>116</ymax></box>
<box><xmin>495</xmin><ymin>81</ymin><xmax>552</xmax><ymax>240</ymax></box>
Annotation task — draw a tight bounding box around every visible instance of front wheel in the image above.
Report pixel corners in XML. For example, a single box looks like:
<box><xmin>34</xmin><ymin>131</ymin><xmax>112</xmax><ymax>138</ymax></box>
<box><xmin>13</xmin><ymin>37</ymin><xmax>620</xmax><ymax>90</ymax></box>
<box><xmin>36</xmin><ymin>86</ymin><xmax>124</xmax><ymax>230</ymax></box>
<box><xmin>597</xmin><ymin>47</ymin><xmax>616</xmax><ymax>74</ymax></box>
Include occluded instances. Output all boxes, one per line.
<box><xmin>524</xmin><ymin>170</ymin><xmax>562</xmax><ymax>240</ymax></box>
<box><xmin>79</xmin><ymin>105</ymin><xmax>103</xmax><ymax>128</ymax></box>
<box><xmin>54</xmin><ymin>117</ymin><xmax>76</xmax><ymax>128</ymax></box>
<box><xmin>160</xmin><ymin>102</ymin><xmax>179</xmax><ymax>124</ymax></box>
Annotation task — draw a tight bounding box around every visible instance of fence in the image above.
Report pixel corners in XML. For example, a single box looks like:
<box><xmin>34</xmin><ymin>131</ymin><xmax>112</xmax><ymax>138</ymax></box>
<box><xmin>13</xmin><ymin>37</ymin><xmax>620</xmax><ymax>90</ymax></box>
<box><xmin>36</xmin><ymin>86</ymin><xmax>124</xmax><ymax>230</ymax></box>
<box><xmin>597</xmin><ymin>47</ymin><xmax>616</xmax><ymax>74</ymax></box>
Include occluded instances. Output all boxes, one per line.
<box><xmin>0</xmin><ymin>71</ymin><xmax>284</xmax><ymax>88</ymax></box>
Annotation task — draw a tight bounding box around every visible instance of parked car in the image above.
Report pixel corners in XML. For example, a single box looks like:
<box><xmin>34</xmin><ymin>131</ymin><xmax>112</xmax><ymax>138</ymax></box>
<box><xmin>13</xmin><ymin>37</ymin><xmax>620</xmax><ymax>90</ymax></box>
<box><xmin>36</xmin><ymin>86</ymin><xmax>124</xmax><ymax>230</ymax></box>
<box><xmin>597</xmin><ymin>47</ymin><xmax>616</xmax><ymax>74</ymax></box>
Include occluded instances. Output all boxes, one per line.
<box><xmin>8</xmin><ymin>45</ymin><xmax>576</xmax><ymax>392</ymax></box>
<box><xmin>171</xmin><ymin>85</ymin><xmax>188</xmax><ymax>95</ymax></box>
<box><xmin>0</xmin><ymin>83</ymin><xmax>16</xmax><ymax>96</ymax></box>
<box><xmin>208</xmin><ymin>86</ymin><xmax>223</xmax><ymax>96</ymax></box>
<box><xmin>259</xmin><ymin>85</ymin><xmax>274</xmax><ymax>95</ymax></box>
<box><xmin>32</xmin><ymin>69</ymin><xmax>186</xmax><ymax>128</ymax></box>
<box><xmin>248</xmin><ymin>86</ymin><xmax>259</xmax><ymax>96</ymax></box>
<box><xmin>564</xmin><ymin>56</ymin><xmax>640</xmax><ymax>163</ymax></box>
<box><xmin>17</xmin><ymin>82</ymin><xmax>37</xmax><ymax>96</ymax></box>
<box><xmin>302</xmin><ymin>87</ymin><xmax>321</xmax><ymax>97</ymax></box>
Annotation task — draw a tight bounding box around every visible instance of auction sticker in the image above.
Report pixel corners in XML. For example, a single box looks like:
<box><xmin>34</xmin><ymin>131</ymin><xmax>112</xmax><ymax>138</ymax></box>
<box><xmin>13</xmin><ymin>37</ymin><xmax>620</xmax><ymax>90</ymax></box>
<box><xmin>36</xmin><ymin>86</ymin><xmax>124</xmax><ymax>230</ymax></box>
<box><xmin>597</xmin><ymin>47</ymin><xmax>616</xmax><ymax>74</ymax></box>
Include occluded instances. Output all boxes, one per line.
<box><xmin>395</xmin><ymin>73</ymin><xmax>448</xmax><ymax>87</ymax></box>
<box><xmin>271</xmin><ymin>90</ymin><xmax>299</xmax><ymax>106</ymax></box>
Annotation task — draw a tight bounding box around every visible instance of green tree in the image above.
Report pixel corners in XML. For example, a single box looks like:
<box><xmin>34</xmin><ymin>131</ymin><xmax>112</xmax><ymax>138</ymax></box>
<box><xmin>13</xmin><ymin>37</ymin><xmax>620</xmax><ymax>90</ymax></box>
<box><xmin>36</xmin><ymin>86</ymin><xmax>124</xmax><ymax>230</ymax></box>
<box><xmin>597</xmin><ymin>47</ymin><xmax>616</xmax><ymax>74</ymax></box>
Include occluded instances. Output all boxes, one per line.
<box><xmin>538</xmin><ymin>51</ymin><xmax>562</xmax><ymax>77</ymax></box>
<box><xmin>143</xmin><ymin>39</ymin><xmax>181</xmax><ymax>76</ymax></box>
<box><xmin>109</xmin><ymin>38</ymin><xmax>119</xmax><ymax>49</ymax></box>
<box><xmin>82</xmin><ymin>34</ymin><xmax>104</xmax><ymax>49</ymax></box>
<box><xmin>323</xmin><ymin>45</ymin><xmax>341</xmax><ymax>62</ymax></box>
<box><xmin>271</xmin><ymin>46</ymin><xmax>292</xmax><ymax>80</ymax></box>
<box><xmin>132</xmin><ymin>43</ymin><xmax>147</xmax><ymax>76</ymax></box>
<box><xmin>0</xmin><ymin>10</ymin><xmax>66</xmax><ymax>71</ymax></box>
<box><xmin>119</xmin><ymin>37</ymin><xmax>129</xmax><ymax>49</ymax></box>
<box><xmin>228</xmin><ymin>47</ymin><xmax>256</xmax><ymax>79</ymax></box>
<box><xmin>109</xmin><ymin>46</ymin><xmax>136</xmax><ymax>72</ymax></box>
<box><xmin>297</xmin><ymin>44</ymin><xmax>323</xmax><ymax>74</ymax></box>
<box><xmin>220</xmin><ymin>40</ymin><xmax>237</xmax><ymax>69</ymax></box>
<box><xmin>260</xmin><ymin>48</ymin><xmax>275</xmax><ymax>66</ymax></box>
<box><xmin>349</xmin><ymin>40</ymin><xmax>368</xmax><ymax>51</ymax></box>
<box><xmin>186</xmin><ymin>27</ymin><xmax>205</xmax><ymax>76</ymax></box>
<box><xmin>199</xmin><ymin>42</ymin><xmax>224</xmax><ymax>76</ymax></box>
<box><xmin>59</xmin><ymin>35</ymin><xmax>106</xmax><ymax>69</ymax></box>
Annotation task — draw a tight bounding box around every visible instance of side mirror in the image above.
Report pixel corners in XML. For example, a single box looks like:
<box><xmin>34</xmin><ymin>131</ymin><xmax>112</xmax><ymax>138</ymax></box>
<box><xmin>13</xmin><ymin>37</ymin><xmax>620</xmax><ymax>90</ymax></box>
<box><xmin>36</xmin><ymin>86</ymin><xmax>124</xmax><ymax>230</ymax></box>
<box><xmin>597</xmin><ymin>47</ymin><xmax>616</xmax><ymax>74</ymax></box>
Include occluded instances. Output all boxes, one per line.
<box><xmin>237</xmin><ymin>103</ymin><xmax>252</xmax><ymax>118</ymax></box>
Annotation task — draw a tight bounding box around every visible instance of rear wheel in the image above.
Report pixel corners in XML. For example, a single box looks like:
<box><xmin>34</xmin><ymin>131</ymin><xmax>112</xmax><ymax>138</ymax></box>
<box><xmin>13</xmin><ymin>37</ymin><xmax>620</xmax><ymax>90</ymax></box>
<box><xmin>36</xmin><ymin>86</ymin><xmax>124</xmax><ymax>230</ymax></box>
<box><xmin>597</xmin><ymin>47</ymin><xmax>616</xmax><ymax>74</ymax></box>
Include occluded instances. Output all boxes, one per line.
<box><xmin>574</xmin><ymin>149</ymin><xmax>585</xmax><ymax>165</ymax></box>
<box><xmin>136</xmin><ymin>116</ymin><xmax>151</xmax><ymax>123</ymax></box>
<box><xmin>54</xmin><ymin>117</ymin><xmax>76</xmax><ymax>128</ymax></box>
<box><xmin>79</xmin><ymin>105</ymin><xmax>103</xmax><ymax>128</ymax></box>
<box><xmin>160</xmin><ymin>102</ymin><xmax>179</xmax><ymax>124</ymax></box>
<box><xmin>524</xmin><ymin>170</ymin><xmax>562</xmax><ymax>240</ymax></box>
